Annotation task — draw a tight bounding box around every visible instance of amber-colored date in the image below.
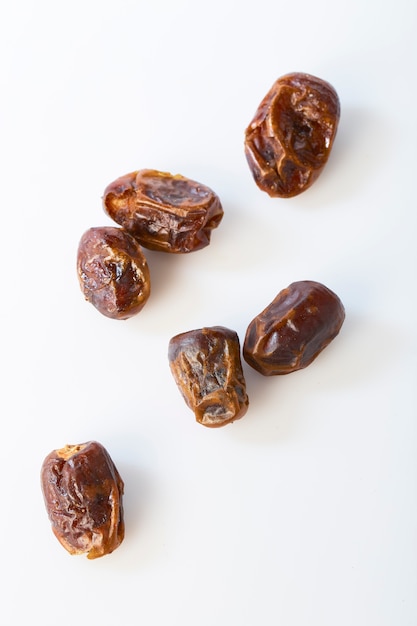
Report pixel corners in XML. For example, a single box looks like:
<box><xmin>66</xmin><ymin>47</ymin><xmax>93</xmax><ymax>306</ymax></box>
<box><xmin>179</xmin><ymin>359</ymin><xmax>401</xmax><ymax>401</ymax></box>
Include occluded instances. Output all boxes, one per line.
<box><xmin>168</xmin><ymin>326</ymin><xmax>249</xmax><ymax>427</ymax></box>
<box><xmin>40</xmin><ymin>441</ymin><xmax>125</xmax><ymax>559</ymax></box>
<box><xmin>243</xmin><ymin>280</ymin><xmax>345</xmax><ymax>375</ymax></box>
<box><xmin>103</xmin><ymin>169</ymin><xmax>224</xmax><ymax>253</ymax></box>
<box><xmin>244</xmin><ymin>73</ymin><xmax>340</xmax><ymax>198</ymax></box>
<box><xmin>77</xmin><ymin>226</ymin><xmax>151</xmax><ymax>320</ymax></box>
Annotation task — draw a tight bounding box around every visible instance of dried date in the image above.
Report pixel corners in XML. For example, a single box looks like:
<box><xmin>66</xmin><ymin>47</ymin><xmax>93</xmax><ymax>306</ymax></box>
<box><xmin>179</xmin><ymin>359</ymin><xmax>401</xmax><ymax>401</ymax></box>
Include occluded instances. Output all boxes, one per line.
<box><xmin>40</xmin><ymin>441</ymin><xmax>125</xmax><ymax>559</ymax></box>
<box><xmin>77</xmin><ymin>226</ymin><xmax>151</xmax><ymax>320</ymax></box>
<box><xmin>103</xmin><ymin>169</ymin><xmax>224</xmax><ymax>253</ymax></box>
<box><xmin>168</xmin><ymin>326</ymin><xmax>249</xmax><ymax>427</ymax></box>
<box><xmin>243</xmin><ymin>280</ymin><xmax>345</xmax><ymax>375</ymax></box>
<box><xmin>244</xmin><ymin>73</ymin><xmax>340</xmax><ymax>198</ymax></box>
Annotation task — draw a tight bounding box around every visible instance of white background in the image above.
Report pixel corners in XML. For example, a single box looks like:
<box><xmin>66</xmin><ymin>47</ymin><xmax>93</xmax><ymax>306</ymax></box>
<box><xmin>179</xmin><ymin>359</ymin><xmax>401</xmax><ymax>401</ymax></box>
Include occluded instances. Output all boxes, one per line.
<box><xmin>1</xmin><ymin>1</ymin><xmax>416</xmax><ymax>625</ymax></box>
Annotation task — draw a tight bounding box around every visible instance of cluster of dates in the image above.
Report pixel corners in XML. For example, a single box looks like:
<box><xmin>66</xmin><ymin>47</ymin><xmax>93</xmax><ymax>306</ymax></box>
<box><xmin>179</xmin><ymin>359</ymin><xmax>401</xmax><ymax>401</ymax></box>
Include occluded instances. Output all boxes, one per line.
<box><xmin>169</xmin><ymin>280</ymin><xmax>345</xmax><ymax>428</ymax></box>
<box><xmin>77</xmin><ymin>169</ymin><xmax>224</xmax><ymax>320</ymax></box>
<box><xmin>77</xmin><ymin>72</ymin><xmax>340</xmax><ymax>321</ymax></box>
<box><xmin>43</xmin><ymin>72</ymin><xmax>343</xmax><ymax>559</ymax></box>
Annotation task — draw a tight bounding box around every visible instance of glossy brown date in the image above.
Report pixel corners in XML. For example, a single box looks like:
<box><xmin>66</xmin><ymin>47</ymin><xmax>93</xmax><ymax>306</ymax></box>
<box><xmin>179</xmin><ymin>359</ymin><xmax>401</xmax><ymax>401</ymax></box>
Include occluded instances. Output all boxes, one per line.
<box><xmin>243</xmin><ymin>280</ymin><xmax>345</xmax><ymax>375</ymax></box>
<box><xmin>168</xmin><ymin>326</ymin><xmax>249</xmax><ymax>427</ymax></box>
<box><xmin>244</xmin><ymin>73</ymin><xmax>340</xmax><ymax>198</ymax></box>
<box><xmin>77</xmin><ymin>226</ymin><xmax>151</xmax><ymax>320</ymax></box>
<box><xmin>103</xmin><ymin>169</ymin><xmax>224</xmax><ymax>253</ymax></box>
<box><xmin>40</xmin><ymin>441</ymin><xmax>125</xmax><ymax>559</ymax></box>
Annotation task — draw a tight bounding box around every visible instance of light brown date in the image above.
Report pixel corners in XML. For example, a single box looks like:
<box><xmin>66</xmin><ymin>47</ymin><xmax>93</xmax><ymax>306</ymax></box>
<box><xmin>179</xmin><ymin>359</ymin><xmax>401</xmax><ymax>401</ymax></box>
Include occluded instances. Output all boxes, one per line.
<box><xmin>244</xmin><ymin>73</ymin><xmax>340</xmax><ymax>198</ymax></box>
<box><xmin>103</xmin><ymin>169</ymin><xmax>224</xmax><ymax>253</ymax></box>
<box><xmin>243</xmin><ymin>280</ymin><xmax>345</xmax><ymax>375</ymax></box>
<box><xmin>77</xmin><ymin>226</ymin><xmax>151</xmax><ymax>320</ymax></box>
<box><xmin>40</xmin><ymin>441</ymin><xmax>124</xmax><ymax>559</ymax></box>
<box><xmin>168</xmin><ymin>326</ymin><xmax>249</xmax><ymax>427</ymax></box>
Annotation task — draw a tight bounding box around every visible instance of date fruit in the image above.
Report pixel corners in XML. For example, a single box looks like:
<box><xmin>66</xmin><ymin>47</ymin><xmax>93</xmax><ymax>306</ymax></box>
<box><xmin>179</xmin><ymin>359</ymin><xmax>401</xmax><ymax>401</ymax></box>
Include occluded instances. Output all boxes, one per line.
<box><xmin>40</xmin><ymin>441</ymin><xmax>125</xmax><ymax>559</ymax></box>
<box><xmin>168</xmin><ymin>326</ymin><xmax>249</xmax><ymax>427</ymax></box>
<box><xmin>243</xmin><ymin>280</ymin><xmax>345</xmax><ymax>375</ymax></box>
<box><xmin>77</xmin><ymin>226</ymin><xmax>151</xmax><ymax>320</ymax></box>
<box><xmin>103</xmin><ymin>169</ymin><xmax>224</xmax><ymax>253</ymax></box>
<box><xmin>244</xmin><ymin>73</ymin><xmax>340</xmax><ymax>198</ymax></box>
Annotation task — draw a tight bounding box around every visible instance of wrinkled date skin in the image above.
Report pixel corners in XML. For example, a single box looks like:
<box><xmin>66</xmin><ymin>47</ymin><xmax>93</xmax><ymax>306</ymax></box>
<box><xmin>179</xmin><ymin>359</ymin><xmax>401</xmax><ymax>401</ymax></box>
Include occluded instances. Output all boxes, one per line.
<box><xmin>243</xmin><ymin>281</ymin><xmax>345</xmax><ymax>375</ymax></box>
<box><xmin>168</xmin><ymin>326</ymin><xmax>249</xmax><ymax>427</ymax></box>
<box><xmin>103</xmin><ymin>169</ymin><xmax>224</xmax><ymax>253</ymax></box>
<box><xmin>40</xmin><ymin>441</ymin><xmax>125</xmax><ymax>559</ymax></box>
<box><xmin>77</xmin><ymin>226</ymin><xmax>151</xmax><ymax>320</ymax></box>
<box><xmin>244</xmin><ymin>73</ymin><xmax>340</xmax><ymax>198</ymax></box>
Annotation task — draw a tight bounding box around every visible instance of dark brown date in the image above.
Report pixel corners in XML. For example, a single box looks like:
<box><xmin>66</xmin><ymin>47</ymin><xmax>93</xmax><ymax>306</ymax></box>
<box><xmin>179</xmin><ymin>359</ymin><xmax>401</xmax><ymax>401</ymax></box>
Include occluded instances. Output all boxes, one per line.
<box><xmin>244</xmin><ymin>73</ymin><xmax>340</xmax><ymax>198</ymax></box>
<box><xmin>243</xmin><ymin>281</ymin><xmax>345</xmax><ymax>375</ymax></box>
<box><xmin>77</xmin><ymin>226</ymin><xmax>151</xmax><ymax>320</ymax></box>
<box><xmin>168</xmin><ymin>326</ymin><xmax>249</xmax><ymax>427</ymax></box>
<box><xmin>103</xmin><ymin>169</ymin><xmax>224</xmax><ymax>253</ymax></box>
<box><xmin>40</xmin><ymin>441</ymin><xmax>124</xmax><ymax>559</ymax></box>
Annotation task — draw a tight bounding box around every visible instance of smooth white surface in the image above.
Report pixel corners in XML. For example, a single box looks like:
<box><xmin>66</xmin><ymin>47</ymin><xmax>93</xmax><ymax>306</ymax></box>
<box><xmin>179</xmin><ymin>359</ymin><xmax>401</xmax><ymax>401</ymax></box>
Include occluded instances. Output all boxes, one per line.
<box><xmin>1</xmin><ymin>1</ymin><xmax>416</xmax><ymax>625</ymax></box>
